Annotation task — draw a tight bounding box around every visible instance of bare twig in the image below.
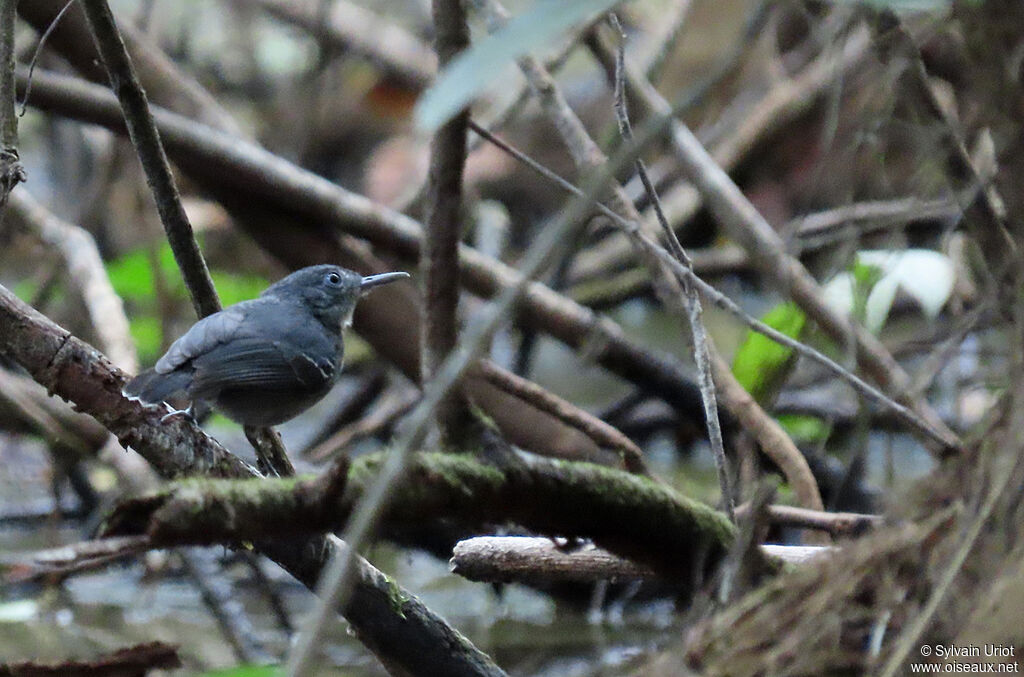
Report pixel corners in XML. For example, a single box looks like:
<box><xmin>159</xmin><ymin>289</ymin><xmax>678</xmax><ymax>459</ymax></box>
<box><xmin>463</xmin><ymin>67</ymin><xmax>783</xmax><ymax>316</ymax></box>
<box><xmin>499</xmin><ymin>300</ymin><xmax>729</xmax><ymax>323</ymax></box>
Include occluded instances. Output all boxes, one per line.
<box><xmin>475</xmin><ymin>359</ymin><xmax>648</xmax><ymax>473</ymax></box>
<box><xmin>736</xmin><ymin>503</ymin><xmax>883</xmax><ymax>538</ymax></box>
<box><xmin>7</xmin><ymin>189</ymin><xmax>138</xmax><ymax>372</ymax></box>
<box><xmin>421</xmin><ymin>0</ymin><xmax>472</xmax><ymax>445</ymax></box>
<box><xmin>610</xmin><ymin>14</ymin><xmax>735</xmax><ymax>519</ymax></box>
<box><xmin>0</xmin><ymin>0</ymin><xmax>27</xmax><ymax>205</ymax></box>
<box><xmin>79</xmin><ymin>0</ymin><xmax>219</xmax><ymax>319</ymax></box>
<box><xmin>305</xmin><ymin>387</ymin><xmax>419</xmax><ymax>460</ymax></box>
<box><xmin>451</xmin><ymin>536</ymin><xmax>832</xmax><ymax>585</ymax></box>
<box><xmin>789</xmin><ymin>196</ymin><xmax>961</xmax><ymax>251</ymax></box>
<box><xmin>18</xmin><ymin>0</ymin><xmax>77</xmax><ymax>117</ymax></box>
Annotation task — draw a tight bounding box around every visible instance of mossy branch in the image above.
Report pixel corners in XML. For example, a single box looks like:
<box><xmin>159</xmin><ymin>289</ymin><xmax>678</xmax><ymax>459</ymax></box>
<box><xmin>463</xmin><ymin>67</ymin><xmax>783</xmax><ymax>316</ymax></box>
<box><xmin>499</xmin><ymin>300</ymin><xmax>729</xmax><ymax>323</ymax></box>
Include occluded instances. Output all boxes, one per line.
<box><xmin>104</xmin><ymin>451</ymin><xmax>736</xmax><ymax>580</ymax></box>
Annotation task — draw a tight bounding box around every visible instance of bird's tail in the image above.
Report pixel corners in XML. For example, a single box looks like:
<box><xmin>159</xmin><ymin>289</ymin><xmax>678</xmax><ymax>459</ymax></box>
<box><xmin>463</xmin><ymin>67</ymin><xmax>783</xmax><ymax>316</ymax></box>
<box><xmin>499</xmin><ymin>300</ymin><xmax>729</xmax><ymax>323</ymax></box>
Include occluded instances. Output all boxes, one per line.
<box><xmin>123</xmin><ymin>369</ymin><xmax>191</xmax><ymax>405</ymax></box>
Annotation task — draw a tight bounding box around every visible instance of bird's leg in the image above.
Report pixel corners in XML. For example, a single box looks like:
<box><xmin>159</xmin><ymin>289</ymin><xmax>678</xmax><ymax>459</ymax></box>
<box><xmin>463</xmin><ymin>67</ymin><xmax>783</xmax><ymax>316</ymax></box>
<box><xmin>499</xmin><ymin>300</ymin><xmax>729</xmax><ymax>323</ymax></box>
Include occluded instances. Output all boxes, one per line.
<box><xmin>243</xmin><ymin>426</ymin><xmax>295</xmax><ymax>477</ymax></box>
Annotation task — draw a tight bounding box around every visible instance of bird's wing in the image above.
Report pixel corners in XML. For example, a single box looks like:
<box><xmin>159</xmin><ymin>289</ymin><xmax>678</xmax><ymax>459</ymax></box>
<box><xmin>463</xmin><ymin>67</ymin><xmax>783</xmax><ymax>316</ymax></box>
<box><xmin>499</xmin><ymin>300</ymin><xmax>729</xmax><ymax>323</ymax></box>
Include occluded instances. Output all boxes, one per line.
<box><xmin>188</xmin><ymin>338</ymin><xmax>336</xmax><ymax>398</ymax></box>
<box><xmin>154</xmin><ymin>307</ymin><xmax>248</xmax><ymax>374</ymax></box>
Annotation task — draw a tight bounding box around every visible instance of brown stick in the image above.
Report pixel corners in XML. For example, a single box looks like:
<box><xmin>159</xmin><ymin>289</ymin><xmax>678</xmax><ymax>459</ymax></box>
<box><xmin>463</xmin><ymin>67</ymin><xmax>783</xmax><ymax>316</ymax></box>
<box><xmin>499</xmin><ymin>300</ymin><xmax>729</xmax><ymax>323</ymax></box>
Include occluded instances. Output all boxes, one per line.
<box><xmin>80</xmin><ymin>0</ymin><xmax>219</xmax><ymax>320</ymax></box>
<box><xmin>422</xmin><ymin>0</ymin><xmax>473</xmax><ymax>443</ymax></box>
<box><xmin>0</xmin><ymin>0</ymin><xmax>26</xmax><ymax>204</ymax></box>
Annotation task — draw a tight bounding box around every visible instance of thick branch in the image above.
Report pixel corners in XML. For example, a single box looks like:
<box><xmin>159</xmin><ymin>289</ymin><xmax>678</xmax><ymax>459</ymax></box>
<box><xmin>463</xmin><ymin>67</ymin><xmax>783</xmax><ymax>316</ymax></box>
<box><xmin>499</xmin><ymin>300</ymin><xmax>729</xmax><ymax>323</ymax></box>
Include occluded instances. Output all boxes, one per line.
<box><xmin>102</xmin><ymin>451</ymin><xmax>736</xmax><ymax>580</ymax></box>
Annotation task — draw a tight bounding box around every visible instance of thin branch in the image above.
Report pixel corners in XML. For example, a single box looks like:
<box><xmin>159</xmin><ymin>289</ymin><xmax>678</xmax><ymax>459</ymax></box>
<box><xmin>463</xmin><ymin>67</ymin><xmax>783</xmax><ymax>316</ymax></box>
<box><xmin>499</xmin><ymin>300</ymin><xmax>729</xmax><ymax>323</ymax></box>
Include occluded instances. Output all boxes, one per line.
<box><xmin>0</xmin><ymin>0</ymin><xmax>27</xmax><ymax>205</ymax></box>
<box><xmin>735</xmin><ymin>503</ymin><xmax>883</xmax><ymax>538</ymax></box>
<box><xmin>305</xmin><ymin>387</ymin><xmax>419</xmax><ymax>461</ymax></box>
<box><xmin>420</xmin><ymin>0</ymin><xmax>472</xmax><ymax>445</ymax></box>
<box><xmin>18</xmin><ymin>0</ymin><xmax>77</xmax><ymax>117</ymax></box>
<box><xmin>610</xmin><ymin>13</ymin><xmax>735</xmax><ymax>520</ymax></box>
<box><xmin>79</xmin><ymin>0</ymin><xmax>219</xmax><ymax>319</ymax></box>
<box><xmin>7</xmin><ymin>189</ymin><xmax>138</xmax><ymax>373</ymax></box>
<box><xmin>475</xmin><ymin>359</ymin><xmax>648</xmax><ymax>473</ymax></box>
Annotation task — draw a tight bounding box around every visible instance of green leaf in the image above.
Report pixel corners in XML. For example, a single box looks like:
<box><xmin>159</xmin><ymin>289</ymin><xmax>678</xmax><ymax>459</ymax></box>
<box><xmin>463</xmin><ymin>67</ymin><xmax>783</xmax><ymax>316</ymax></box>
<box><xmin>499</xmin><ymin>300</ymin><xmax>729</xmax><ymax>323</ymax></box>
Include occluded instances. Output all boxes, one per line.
<box><xmin>107</xmin><ymin>242</ymin><xmax>270</xmax><ymax>365</ymax></box>
<box><xmin>106</xmin><ymin>248</ymin><xmax>157</xmax><ymax>302</ymax></box>
<box><xmin>12</xmin><ymin>279</ymin><xmax>38</xmax><ymax>303</ymax></box>
<box><xmin>211</xmin><ymin>270</ymin><xmax>268</xmax><ymax>306</ymax></box>
<box><xmin>732</xmin><ymin>302</ymin><xmax>807</xmax><ymax>406</ymax></box>
<box><xmin>777</xmin><ymin>414</ymin><xmax>832</xmax><ymax>443</ymax></box>
<box><xmin>195</xmin><ymin>667</ymin><xmax>282</xmax><ymax>677</ymax></box>
<box><xmin>414</xmin><ymin>0</ymin><xmax>623</xmax><ymax>131</ymax></box>
<box><xmin>129</xmin><ymin>315</ymin><xmax>164</xmax><ymax>363</ymax></box>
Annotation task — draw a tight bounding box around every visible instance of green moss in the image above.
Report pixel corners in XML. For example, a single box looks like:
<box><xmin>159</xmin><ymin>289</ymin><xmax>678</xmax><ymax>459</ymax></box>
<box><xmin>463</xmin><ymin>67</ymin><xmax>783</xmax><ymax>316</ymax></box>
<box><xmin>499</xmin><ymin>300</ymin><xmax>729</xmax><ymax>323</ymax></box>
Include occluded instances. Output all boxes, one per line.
<box><xmin>383</xmin><ymin>573</ymin><xmax>408</xmax><ymax>619</ymax></box>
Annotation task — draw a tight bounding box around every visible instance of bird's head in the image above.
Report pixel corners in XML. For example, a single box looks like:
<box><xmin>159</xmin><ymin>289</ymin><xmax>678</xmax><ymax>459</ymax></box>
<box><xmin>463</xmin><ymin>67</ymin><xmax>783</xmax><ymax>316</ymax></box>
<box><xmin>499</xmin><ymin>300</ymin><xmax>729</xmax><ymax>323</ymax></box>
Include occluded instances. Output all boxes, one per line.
<box><xmin>263</xmin><ymin>265</ymin><xmax>409</xmax><ymax>331</ymax></box>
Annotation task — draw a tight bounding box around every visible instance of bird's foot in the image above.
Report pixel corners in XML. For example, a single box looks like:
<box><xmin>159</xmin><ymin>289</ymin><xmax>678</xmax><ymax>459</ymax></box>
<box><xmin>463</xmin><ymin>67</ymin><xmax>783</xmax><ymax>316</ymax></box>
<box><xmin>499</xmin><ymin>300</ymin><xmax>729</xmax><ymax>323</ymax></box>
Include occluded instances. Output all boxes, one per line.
<box><xmin>160</xmin><ymin>403</ymin><xmax>196</xmax><ymax>424</ymax></box>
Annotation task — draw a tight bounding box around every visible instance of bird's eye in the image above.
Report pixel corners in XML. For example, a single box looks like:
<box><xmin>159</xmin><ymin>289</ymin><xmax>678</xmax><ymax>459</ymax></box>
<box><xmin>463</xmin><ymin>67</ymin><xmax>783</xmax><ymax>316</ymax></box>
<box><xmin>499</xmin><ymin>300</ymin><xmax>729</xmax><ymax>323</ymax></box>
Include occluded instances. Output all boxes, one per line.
<box><xmin>327</xmin><ymin>272</ymin><xmax>342</xmax><ymax>285</ymax></box>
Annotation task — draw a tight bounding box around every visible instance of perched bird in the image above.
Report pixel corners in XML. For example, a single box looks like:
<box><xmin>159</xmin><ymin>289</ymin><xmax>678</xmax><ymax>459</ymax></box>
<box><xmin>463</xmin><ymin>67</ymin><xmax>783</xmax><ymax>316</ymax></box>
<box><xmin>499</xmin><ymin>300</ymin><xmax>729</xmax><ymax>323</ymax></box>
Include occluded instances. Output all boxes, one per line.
<box><xmin>125</xmin><ymin>264</ymin><xmax>409</xmax><ymax>426</ymax></box>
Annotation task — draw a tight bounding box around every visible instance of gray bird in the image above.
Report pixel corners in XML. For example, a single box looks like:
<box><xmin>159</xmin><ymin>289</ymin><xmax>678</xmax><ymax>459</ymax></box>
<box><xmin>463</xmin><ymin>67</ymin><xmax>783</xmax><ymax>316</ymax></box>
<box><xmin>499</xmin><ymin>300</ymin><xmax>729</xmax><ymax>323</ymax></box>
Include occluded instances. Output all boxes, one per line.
<box><xmin>124</xmin><ymin>264</ymin><xmax>408</xmax><ymax>426</ymax></box>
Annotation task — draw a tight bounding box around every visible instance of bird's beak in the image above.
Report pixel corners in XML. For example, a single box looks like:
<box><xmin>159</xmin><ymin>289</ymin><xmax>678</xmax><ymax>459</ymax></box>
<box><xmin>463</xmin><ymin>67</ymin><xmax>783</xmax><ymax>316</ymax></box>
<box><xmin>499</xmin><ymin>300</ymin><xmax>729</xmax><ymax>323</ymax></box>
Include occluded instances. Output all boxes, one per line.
<box><xmin>359</xmin><ymin>271</ymin><xmax>410</xmax><ymax>293</ymax></box>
